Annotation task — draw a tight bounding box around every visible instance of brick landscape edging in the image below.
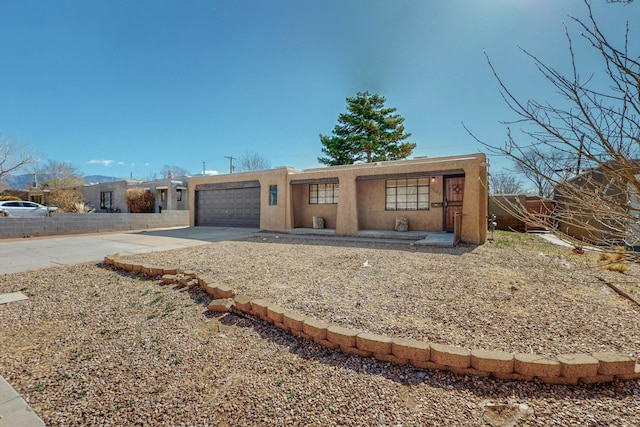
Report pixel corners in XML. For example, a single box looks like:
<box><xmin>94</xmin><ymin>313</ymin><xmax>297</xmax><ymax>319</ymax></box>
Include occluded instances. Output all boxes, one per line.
<box><xmin>103</xmin><ymin>255</ymin><xmax>640</xmax><ymax>385</ymax></box>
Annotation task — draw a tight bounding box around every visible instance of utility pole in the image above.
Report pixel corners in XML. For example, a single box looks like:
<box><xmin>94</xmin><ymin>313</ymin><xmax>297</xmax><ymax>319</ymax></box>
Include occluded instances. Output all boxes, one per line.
<box><xmin>224</xmin><ymin>156</ymin><xmax>235</xmax><ymax>174</ymax></box>
<box><xmin>202</xmin><ymin>161</ymin><xmax>205</xmax><ymax>175</ymax></box>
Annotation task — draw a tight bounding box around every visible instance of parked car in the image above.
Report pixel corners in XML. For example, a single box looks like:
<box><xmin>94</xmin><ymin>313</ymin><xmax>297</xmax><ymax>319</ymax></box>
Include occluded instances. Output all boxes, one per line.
<box><xmin>0</xmin><ymin>201</ymin><xmax>58</xmax><ymax>217</ymax></box>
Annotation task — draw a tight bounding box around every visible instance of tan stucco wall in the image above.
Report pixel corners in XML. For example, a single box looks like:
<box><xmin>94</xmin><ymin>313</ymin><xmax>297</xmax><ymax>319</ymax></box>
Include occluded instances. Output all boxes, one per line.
<box><xmin>189</xmin><ymin>154</ymin><xmax>488</xmax><ymax>244</ymax></box>
<box><xmin>291</xmin><ymin>183</ymin><xmax>338</xmax><ymax>228</ymax></box>
<box><xmin>189</xmin><ymin>167</ymin><xmax>297</xmax><ymax>232</ymax></box>
<box><xmin>356</xmin><ymin>177</ymin><xmax>444</xmax><ymax>231</ymax></box>
<box><xmin>292</xmin><ymin>154</ymin><xmax>488</xmax><ymax>243</ymax></box>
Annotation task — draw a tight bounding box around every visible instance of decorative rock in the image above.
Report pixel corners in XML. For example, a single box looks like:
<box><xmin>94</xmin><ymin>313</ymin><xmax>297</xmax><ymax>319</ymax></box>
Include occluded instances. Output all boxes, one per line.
<box><xmin>215</xmin><ymin>285</ymin><xmax>234</xmax><ymax>299</ymax></box>
<box><xmin>395</xmin><ymin>217</ymin><xmax>409</xmax><ymax>232</ymax></box>
<box><xmin>266</xmin><ymin>305</ymin><xmax>285</xmax><ymax>324</ymax></box>
<box><xmin>556</xmin><ymin>353</ymin><xmax>599</xmax><ymax>378</ymax></box>
<box><xmin>616</xmin><ymin>363</ymin><xmax>640</xmax><ymax>380</ymax></box>
<box><xmin>471</xmin><ymin>349</ymin><xmax>514</xmax><ymax>374</ymax></box>
<box><xmin>149</xmin><ymin>266</ymin><xmax>164</xmax><ymax>277</ymax></box>
<box><xmin>492</xmin><ymin>372</ymin><xmax>534</xmax><ymax>382</ymax></box>
<box><xmin>197</xmin><ymin>275</ymin><xmax>215</xmax><ymax>288</ymax></box>
<box><xmin>579</xmin><ymin>374</ymin><xmax>615</xmax><ymax>384</ymax></box>
<box><xmin>430</xmin><ymin>343</ymin><xmax>471</xmax><ymax>368</ymax></box>
<box><xmin>514</xmin><ymin>353</ymin><xmax>561</xmax><ymax>378</ymax></box>
<box><xmin>290</xmin><ymin>329</ymin><xmax>312</xmax><ymax>340</ymax></box>
<box><xmin>340</xmin><ymin>345</ymin><xmax>372</xmax><ymax>358</ymax></box>
<box><xmin>312</xmin><ymin>216</ymin><xmax>325</xmax><ymax>229</ymax></box>
<box><xmin>183</xmin><ymin>270</ymin><xmax>197</xmax><ymax>279</ymax></box>
<box><xmin>591</xmin><ymin>351</ymin><xmax>636</xmax><ymax>375</ymax></box>
<box><xmin>313</xmin><ymin>337</ymin><xmax>340</xmax><ymax>350</ymax></box>
<box><xmin>538</xmin><ymin>376</ymin><xmax>579</xmax><ymax>385</ymax></box>
<box><xmin>283</xmin><ymin>311</ymin><xmax>305</xmax><ymax>331</ymax></box>
<box><xmin>163</xmin><ymin>267</ymin><xmax>179</xmax><ymax>275</ymax></box>
<box><xmin>481</xmin><ymin>401</ymin><xmax>534</xmax><ymax>427</ymax></box>
<box><xmin>207</xmin><ymin>299</ymin><xmax>234</xmax><ymax>312</ymax></box>
<box><xmin>327</xmin><ymin>325</ymin><xmax>358</xmax><ymax>348</ymax></box>
<box><xmin>303</xmin><ymin>318</ymin><xmax>328</xmax><ymax>341</ymax></box>
<box><xmin>232</xmin><ymin>295</ymin><xmax>252</xmax><ymax>313</ymax></box>
<box><xmin>250</xmin><ymin>299</ymin><xmax>269</xmax><ymax>317</ymax></box>
<box><xmin>274</xmin><ymin>321</ymin><xmax>290</xmax><ymax>332</ymax></box>
<box><xmin>356</xmin><ymin>332</ymin><xmax>392</xmax><ymax>355</ymax></box>
<box><xmin>178</xmin><ymin>275</ymin><xmax>192</xmax><ymax>286</ymax></box>
<box><xmin>392</xmin><ymin>338</ymin><xmax>430</xmax><ymax>362</ymax></box>
<box><xmin>161</xmin><ymin>274</ymin><xmax>177</xmax><ymax>285</ymax></box>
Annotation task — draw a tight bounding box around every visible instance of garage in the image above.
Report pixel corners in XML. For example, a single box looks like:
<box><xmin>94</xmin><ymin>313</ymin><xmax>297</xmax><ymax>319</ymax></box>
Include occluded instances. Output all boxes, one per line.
<box><xmin>194</xmin><ymin>181</ymin><xmax>261</xmax><ymax>227</ymax></box>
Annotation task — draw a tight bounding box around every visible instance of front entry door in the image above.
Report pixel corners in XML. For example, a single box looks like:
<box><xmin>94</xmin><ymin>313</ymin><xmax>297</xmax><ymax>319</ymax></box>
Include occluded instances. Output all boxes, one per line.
<box><xmin>444</xmin><ymin>176</ymin><xmax>465</xmax><ymax>232</ymax></box>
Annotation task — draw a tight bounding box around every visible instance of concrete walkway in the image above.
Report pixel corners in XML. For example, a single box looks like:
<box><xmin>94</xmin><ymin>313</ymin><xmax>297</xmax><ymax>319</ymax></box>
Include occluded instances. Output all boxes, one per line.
<box><xmin>0</xmin><ymin>377</ymin><xmax>45</xmax><ymax>427</ymax></box>
<box><xmin>0</xmin><ymin>226</ymin><xmax>260</xmax><ymax>274</ymax></box>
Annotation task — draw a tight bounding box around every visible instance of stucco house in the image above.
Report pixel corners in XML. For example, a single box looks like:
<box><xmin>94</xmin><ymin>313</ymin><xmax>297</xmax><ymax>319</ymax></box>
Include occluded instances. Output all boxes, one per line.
<box><xmin>554</xmin><ymin>162</ymin><xmax>639</xmax><ymax>248</ymax></box>
<box><xmin>67</xmin><ymin>177</ymin><xmax>189</xmax><ymax>213</ymax></box>
<box><xmin>189</xmin><ymin>153</ymin><xmax>489</xmax><ymax>245</ymax></box>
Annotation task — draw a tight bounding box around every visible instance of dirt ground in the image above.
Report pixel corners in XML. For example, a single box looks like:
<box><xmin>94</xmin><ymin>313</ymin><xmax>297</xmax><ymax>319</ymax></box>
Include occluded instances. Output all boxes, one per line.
<box><xmin>1</xmin><ymin>231</ymin><xmax>638</xmax><ymax>426</ymax></box>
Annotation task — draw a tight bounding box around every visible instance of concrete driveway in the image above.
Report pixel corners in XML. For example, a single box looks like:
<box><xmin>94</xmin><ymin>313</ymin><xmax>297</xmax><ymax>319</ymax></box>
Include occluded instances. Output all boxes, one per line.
<box><xmin>0</xmin><ymin>227</ymin><xmax>259</xmax><ymax>274</ymax></box>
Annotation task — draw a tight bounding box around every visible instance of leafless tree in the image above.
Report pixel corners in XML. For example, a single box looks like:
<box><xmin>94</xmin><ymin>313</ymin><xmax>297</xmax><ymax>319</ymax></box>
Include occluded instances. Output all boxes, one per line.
<box><xmin>34</xmin><ymin>160</ymin><xmax>84</xmax><ymax>188</ymax></box>
<box><xmin>237</xmin><ymin>151</ymin><xmax>271</xmax><ymax>172</ymax></box>
<box><xmin>489</xmin><ymin>172</ymin><xmax>523</xmax><ymax>195</ymax></box>
<box><xmin>0</xmin><ymin>136</ymin><xmax>37</xmax><ymax>183</ymax></box>
<box><xmin>512</xmin><ymin>148</ymin><xmax>575</xmax><ymax>198</ymax></box>
<box><xmin>466</xmin><ymin>0</ymin><xmax>640</xmax><ymax>257</ymax></box>
<box><xmin>160</xmin><ymin>165</ymin><xmax>189</xmax><ymax>179</ymax></box>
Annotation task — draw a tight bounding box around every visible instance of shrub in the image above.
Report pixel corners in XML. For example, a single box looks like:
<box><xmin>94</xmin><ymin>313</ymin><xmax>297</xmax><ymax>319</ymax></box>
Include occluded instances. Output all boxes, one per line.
<box><xmin>603</xmin><ymin>263</ymin><xmax>628</xmax><ymax>274</ymax></box>
<box><xmin>126</xmin><ymin>188</ymin><xmax>155</xmax><ymax>213</ymax></box>
<box><xmin>0</xmin><ymin>195</ymin><xmax>22</xmax><ymax>201</ymax></box>
<box><xmin>73</xmin><ymin>202</ymin><xmax>95</xmax><ymax>213</ymax></box>
<box><xmin>597</xmin><ymin>248</ymin><xmax>629</xmax><ymax>274</ymax></box>
<box><xmin>48</xmin><ymin>189</ymin><xmax>84</xmax><ymax>212</ymax></box>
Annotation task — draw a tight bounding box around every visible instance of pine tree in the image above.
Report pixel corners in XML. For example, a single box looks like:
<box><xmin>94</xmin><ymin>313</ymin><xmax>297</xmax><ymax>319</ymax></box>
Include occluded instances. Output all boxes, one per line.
<box><xmin>318</xmin><ymin>92</ymin><xmax>416</xmax><ymax>166</ymax></box>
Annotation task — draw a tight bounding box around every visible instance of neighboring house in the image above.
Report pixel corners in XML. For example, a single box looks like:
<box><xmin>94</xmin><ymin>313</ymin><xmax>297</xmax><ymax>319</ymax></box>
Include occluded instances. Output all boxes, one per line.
<box><xmin>189</xmin><ymin>153</ymin><xmax>489</xmax><ymax>245</ymax></box>
<box><xmin>65</xmin><ymin>177</ymin><xmax>189</xmax><ymax>213</ymax></box>
<box><xmin>489</xmin><ymin>195</ymin><xmax>554</xmax><ymax>232</ymax></box>
<box><xmin>554</xmin><ymin>162</ymin><xmax>639</xmax><ymax>247</ymax></box>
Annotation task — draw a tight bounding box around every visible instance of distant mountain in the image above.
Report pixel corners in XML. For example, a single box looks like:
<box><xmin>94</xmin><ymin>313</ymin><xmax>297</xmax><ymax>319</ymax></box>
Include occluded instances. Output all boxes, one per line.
<box><xmin>1</xmin><ymin>174</ymin><xmax>120</xmax><ymax>189</ymax></box>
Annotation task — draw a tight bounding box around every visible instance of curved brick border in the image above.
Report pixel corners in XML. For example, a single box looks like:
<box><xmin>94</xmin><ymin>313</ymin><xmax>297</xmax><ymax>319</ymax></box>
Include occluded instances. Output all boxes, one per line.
<box><xmin>103</xmin><ymin>255</ymin><xmax>640</xmax><ymax>385</ymax></box>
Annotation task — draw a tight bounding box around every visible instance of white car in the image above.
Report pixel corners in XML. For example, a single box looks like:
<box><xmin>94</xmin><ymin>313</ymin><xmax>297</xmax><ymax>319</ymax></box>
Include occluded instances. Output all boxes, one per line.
<box><xmin>0</xmin><ymin>201</ymin><xmax>58</xmax><ymax>217</ymax></box>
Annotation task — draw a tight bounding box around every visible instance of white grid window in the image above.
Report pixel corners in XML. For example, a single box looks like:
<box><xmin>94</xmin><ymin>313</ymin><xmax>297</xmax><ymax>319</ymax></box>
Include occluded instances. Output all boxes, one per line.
<box><xmin>386</xmin><ymin>178</ymin><xmax>429</xmax><ymax>210</ymax></box>
<box><xmin>309</xmin><ymin>183</ymin><xmax>339</xmax><ymax>204</ymax></box>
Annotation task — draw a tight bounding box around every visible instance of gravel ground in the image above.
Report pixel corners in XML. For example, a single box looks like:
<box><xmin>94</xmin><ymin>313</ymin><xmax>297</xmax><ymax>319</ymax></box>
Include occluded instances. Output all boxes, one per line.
<box><xmin>1</xmin><ymin>231</ymin><xmax>639</xmax><ymax>426</ymax></box>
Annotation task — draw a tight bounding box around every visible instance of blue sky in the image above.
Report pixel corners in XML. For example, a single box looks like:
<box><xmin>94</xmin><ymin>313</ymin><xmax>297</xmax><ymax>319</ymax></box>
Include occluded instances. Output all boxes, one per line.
<box><xmin>0</xmin><ymin>0</ymin><xmax>637</xmax><ymax>180</ymax></box>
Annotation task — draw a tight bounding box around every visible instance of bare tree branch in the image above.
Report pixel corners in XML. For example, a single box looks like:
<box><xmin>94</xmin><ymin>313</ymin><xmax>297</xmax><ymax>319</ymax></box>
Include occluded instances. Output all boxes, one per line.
<box><xmin>0</xmin><ymin>136</ymin><xmax>37</xmax><ymax>181</ymax></box>
<box><xmin>466</xmin><ymin>0</ymin><xmax>640</xmax><ymax>259</ymax></box>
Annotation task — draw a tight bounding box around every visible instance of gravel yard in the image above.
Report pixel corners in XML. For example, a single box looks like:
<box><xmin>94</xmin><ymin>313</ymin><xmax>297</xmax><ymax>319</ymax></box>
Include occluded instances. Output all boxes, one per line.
<box><xmin>1</xmin><ymin>231</ymin><xmax>639</xmax><ymax>426</ymax></box>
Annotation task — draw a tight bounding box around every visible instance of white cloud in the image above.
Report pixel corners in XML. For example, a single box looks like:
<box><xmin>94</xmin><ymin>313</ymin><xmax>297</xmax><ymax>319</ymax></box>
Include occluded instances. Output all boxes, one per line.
<box><xmin>88</xmin><ymin>159</ymin><xmax>114</xmax><ymax>167</ymax></box>
<box><xmin>204</xmin><ymin>170</ymin><xmax>219</xmax><ymax>176</ymax></box>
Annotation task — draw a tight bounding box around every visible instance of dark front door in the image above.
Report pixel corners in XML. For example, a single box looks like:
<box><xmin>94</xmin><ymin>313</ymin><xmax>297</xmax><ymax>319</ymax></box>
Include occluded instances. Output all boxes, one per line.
<box><xmin>444</xmin><ymin>176</ymin><xmax>465</xmax><ymax>231</ymax></box>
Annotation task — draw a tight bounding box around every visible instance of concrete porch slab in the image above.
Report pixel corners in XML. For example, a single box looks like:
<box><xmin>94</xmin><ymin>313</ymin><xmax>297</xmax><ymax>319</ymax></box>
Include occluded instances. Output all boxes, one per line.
<box><xmin>288</xmin><ymin>228</ymin><xmax>455</xmax><ymax>246</ymax></box>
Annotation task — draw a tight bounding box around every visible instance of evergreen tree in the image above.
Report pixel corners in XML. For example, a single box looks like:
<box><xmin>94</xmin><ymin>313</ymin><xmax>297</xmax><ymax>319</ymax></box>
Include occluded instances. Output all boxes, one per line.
<box><xmin>318</xmin><ymin>92</ymin><xmax>416</xmax><ymax>166</ymax></box>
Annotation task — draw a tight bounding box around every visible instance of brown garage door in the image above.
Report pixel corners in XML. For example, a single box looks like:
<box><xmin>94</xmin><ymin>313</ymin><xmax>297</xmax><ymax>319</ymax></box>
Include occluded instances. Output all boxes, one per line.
<box><xmin>195</xmin><ymin>181</ymin><xmax>260</xmax><ymax>227</ymax></box>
